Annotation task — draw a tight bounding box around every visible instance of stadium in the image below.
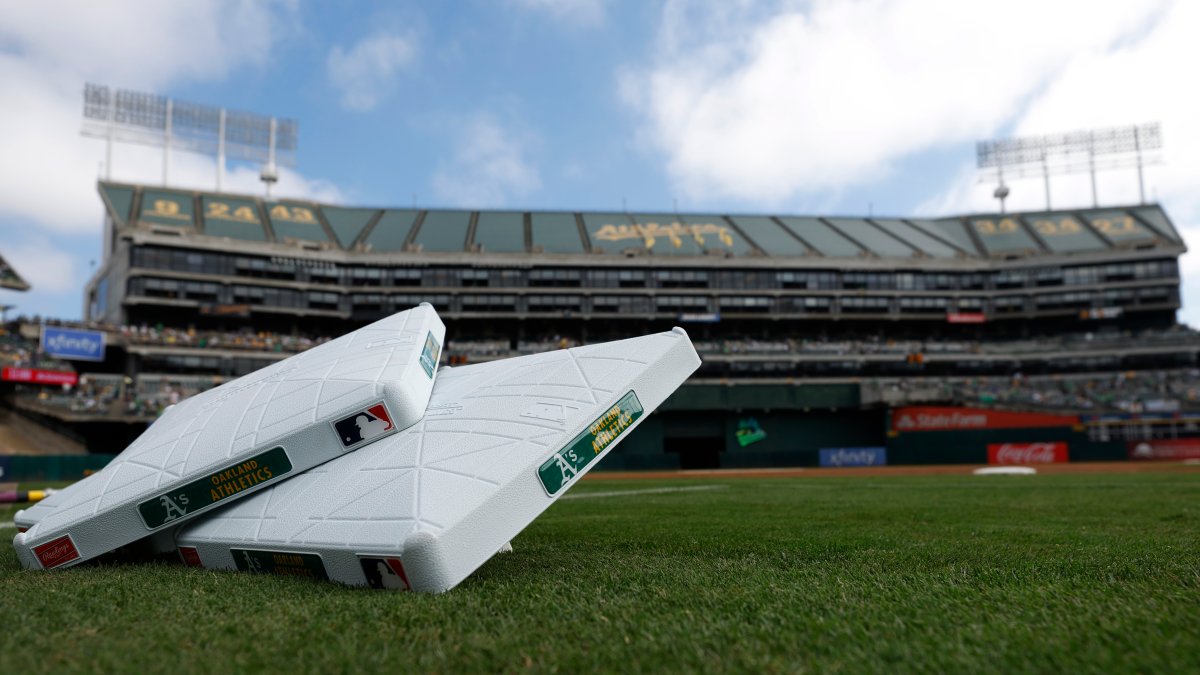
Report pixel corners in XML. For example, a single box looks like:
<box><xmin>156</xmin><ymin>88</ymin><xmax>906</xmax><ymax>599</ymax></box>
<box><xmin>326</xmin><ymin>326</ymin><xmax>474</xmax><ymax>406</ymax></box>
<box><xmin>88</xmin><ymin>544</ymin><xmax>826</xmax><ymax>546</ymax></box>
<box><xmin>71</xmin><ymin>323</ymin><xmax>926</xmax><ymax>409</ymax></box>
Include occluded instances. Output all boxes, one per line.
<box><xmin>3</xmin><ymin>5</ymin><xmax>1199</xmax><ymax>670</ymax></box>
<box><xmin>2</xmin><ymin>188</ymin><xmax>1198</xmax><ymax>673</ymax></box>
<box><xmin>4</xmin><ymin>181</ymin><xmax>1197</xmax><ymax>469</ymax></box>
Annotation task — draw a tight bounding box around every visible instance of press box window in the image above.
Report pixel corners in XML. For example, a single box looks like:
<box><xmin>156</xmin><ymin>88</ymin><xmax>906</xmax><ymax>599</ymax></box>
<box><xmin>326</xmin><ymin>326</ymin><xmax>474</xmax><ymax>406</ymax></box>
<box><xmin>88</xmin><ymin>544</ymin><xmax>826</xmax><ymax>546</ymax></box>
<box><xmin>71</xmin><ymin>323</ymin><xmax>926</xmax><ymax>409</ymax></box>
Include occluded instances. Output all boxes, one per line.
<box><xmin>656</xmin><ymin>296</ymin><xmax>709</xmax><ymax>311</ymax></box>
<box><xmin>530</xmin><ymin>269</ymin><xmax>582</xmax><ymax>288</ymax></box>
<box><xmin>307</xmin><ymin>292</ymin><xmax>341</xmax><ymax>311</ymax></box>
<box><xmin>840</xmin><ymin>297</ymin><xmax>890</xmax><ymax>313</ymax></box>
<box><xmin>526</xmin><ymin>295</ymin><xmax>583</xmax><ymax>312</ymax></box>
<box><xmin>349</xmin><ymin>268</ymin><xmax>386</xmax><ymax>286</ymax></box>
<box><xmin>718</xmin><ymin>296</ymin><xmax>772</xmax><ymax>313</ymax></box>
<box><xmin>460</xmin><ymin>295</ymin><xmax>516</xmax><ymax>312</ymax></box>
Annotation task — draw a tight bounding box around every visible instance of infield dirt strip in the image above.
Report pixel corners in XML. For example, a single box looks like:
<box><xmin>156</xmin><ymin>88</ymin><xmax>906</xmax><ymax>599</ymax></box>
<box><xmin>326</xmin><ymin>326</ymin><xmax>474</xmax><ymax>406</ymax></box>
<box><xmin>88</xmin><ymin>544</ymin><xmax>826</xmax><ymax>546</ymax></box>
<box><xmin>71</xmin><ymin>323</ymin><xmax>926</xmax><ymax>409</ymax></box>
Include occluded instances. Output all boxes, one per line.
<box><xmin>584</xmin><ymin>461</ymin><xmax>1200</xmax><ymax>480</ymax></box>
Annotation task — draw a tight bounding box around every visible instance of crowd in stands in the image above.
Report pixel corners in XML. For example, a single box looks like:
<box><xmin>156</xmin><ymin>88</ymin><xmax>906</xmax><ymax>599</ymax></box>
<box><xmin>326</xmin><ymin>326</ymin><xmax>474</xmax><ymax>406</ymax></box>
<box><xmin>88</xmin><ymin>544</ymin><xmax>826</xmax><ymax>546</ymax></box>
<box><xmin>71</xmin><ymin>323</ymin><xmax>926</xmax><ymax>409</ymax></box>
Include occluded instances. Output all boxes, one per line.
<box><xmin>8</xmin><ymin>315</ymin><xmax>1200</xmax><ymax>419</ymax></box>
<box><xmin>22</xmin><ymin>367</ymin><xmax>1200</xmax><ymax>419</ymax></box>
<box><xmin>942</xmin><ymin>370</ymin><xmax>1200</xmax><ymax>413</ymax></box>
<box><xmin>0</xmin><ymin>332</ymin><xmax>73</xmax><ymax>372</ymax></box>
<box><xmin>11</xmin><ymin>317</ymin><xmax>1200</xmax><ymax>362</ymax></box>
<box><xmin>27</xmin><ymin>373</ymin><xmax>223</xmax><ymax>418</ymax></box>
<box><xmin>693</xmin><ymin>326</ymin><xmax>1200</xmax><ymax>358</ymax></box>
<box><xmin>118</xmin><ymin>324</ymin><xmax>331</xmax><ymax>353</ymax></box>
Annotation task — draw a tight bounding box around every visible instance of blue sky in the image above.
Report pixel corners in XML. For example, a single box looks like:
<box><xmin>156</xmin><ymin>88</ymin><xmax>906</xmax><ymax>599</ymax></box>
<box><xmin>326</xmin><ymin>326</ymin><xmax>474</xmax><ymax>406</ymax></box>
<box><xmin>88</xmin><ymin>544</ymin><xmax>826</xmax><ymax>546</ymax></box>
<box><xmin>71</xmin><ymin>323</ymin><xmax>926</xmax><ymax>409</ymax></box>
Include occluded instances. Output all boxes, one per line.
<box><xmin>0</xmin><ymin>0</ymin><xmax>1197</xmax><ymax>322</ymax></box>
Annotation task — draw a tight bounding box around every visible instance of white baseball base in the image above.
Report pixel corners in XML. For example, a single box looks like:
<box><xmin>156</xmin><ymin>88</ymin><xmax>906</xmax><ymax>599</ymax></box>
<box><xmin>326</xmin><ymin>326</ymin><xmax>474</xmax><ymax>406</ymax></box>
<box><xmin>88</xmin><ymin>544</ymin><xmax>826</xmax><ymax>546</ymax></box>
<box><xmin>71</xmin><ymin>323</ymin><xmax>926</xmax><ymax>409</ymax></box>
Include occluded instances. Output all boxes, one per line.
<box><xmin>14</xmin><ymin>304</ymin><xmax>445</xmax><ymax>570</ymax></box>
<box><xmin>175</xmin><ymin>328</ymin><xmax>700</xmax><ymax>592</ymax></box>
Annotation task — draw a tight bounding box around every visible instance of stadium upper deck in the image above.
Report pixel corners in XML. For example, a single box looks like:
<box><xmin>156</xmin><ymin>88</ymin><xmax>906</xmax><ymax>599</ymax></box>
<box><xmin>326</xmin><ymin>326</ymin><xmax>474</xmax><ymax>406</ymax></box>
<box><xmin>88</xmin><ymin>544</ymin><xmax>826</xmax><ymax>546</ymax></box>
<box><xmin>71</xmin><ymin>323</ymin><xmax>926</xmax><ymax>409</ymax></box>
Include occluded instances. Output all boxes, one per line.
<box><xmin>85</xmin><ymin>181</ymin><xmax>1185</xmax><ymax>334</ymax></box>
<box><xmin>94</xmin><ymin>182</ymin><xmax>1182</xmax><ymax>260</ymax></box>
<box><xmin>0</xmin><ymin>252</ymin><xmax>30</xmax><ymax>292</ymax></box>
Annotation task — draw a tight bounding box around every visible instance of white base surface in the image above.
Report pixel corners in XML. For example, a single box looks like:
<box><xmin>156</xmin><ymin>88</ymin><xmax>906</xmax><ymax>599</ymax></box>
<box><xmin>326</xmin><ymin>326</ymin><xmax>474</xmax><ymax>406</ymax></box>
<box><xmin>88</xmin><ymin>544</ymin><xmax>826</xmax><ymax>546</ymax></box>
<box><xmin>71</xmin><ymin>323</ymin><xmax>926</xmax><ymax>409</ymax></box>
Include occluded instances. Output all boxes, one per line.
<box><xmin>973</xmin><ymin>466</ymin><xmax>1039</xmax><ymax>475</ymax></box>
<box><xmin>14</xmin><ymin>305</ymin><xmax>444</xmax><ymax>570</ymax></box>
<box><xmin>176</xmin><ymin>328</ymin><xmax>700</xmax><ymax>592</ymax></box>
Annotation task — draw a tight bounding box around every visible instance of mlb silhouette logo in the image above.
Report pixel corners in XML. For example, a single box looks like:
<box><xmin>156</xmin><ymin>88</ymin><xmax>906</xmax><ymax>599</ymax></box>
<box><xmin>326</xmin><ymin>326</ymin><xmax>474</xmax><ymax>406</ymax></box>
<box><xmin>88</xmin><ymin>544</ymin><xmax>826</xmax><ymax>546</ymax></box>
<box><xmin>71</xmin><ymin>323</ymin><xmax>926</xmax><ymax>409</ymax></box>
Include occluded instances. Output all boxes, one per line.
<box><xmin>359</xmin><ymin>556</ymin><xmax>412</xmax><ymax>591</ymax></box>
<box><xmin>332</xmin><ymin>402</ymin><xmax>397</xmax><ymax>450</ymax></box>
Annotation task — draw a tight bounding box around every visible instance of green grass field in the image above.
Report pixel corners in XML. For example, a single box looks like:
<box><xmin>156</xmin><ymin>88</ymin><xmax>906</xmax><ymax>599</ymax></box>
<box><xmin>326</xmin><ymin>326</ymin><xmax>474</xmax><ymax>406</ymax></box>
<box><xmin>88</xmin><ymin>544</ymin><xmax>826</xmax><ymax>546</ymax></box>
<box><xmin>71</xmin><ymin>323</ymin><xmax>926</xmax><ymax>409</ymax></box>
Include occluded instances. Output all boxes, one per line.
<box><xmin>2</xmin><ymin>471</ymin><xmax>1198</xmax><ymax>673</ymax></box>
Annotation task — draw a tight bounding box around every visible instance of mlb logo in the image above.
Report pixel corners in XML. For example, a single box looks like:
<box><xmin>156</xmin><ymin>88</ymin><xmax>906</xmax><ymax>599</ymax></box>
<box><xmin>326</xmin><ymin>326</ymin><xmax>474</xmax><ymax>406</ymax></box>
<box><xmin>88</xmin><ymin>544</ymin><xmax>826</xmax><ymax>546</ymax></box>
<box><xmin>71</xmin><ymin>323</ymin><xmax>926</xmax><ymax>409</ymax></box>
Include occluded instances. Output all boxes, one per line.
<box><xmin>359</xmin><ymin>556</ymin><xmax>412</xmax><ymax>591</ymax></box>
<box><xmin>332</xmin><ymin>402</ymin><xmax>398</xmax><ymax>450</ymax></box>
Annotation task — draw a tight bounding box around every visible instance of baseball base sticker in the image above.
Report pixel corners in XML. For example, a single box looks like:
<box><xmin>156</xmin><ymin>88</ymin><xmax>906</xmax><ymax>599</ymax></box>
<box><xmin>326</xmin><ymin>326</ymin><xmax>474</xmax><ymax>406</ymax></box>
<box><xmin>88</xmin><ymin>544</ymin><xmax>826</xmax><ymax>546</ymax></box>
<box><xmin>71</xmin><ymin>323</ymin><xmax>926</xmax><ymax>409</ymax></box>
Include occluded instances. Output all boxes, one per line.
<box><xmin>178</xmin><ymin>546</ymin><xmax>203</xmax><ymax>567</ymax></box>
<box><xmin>137</xmin><ymin>446</ymin><xmax>293</xmax><ymax>529</ymax></box>
<box><xmin>232</xmin><ymin>549</ymin><xmax>329</xmax><ymax>581</ymax></box>
<box><xmin>33</xmin><ymin>534</ymin><xmax>81</xmax><ymax>569</ymax></box>
<box><xmin>332</xmin><ymin>402</ymin><xmax>397</xmax><ymax>450</ymax></box>
<box><xmin>419</xmin><ymin>331</ymin><xmax>441</xmax><ymax>378</ymax></box>
<box><xmin>359</xmin><ymin>555</ymin><xmax>412</xmax><ymax>590</ymax></box>
<box><xmin>538</xmin><ymin>390</ymin><xmax>643</xmax><ymax>496</ymax></box>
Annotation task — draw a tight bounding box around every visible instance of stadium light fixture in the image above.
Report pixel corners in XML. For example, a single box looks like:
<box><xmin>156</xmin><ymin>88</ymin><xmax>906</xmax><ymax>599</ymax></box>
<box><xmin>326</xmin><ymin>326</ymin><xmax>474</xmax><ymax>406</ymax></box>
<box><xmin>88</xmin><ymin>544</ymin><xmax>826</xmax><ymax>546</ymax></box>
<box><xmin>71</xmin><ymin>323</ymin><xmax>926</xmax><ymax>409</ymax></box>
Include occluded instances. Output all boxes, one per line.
<box><xmin>976</xmin><ymin>123</ymin><xmax>1161</xmax><ymax>210</ymax></box>
<box><xmin>81</xmin><ymin>83</ymin><xmax>298</xmax><ymax>192</ymax></box>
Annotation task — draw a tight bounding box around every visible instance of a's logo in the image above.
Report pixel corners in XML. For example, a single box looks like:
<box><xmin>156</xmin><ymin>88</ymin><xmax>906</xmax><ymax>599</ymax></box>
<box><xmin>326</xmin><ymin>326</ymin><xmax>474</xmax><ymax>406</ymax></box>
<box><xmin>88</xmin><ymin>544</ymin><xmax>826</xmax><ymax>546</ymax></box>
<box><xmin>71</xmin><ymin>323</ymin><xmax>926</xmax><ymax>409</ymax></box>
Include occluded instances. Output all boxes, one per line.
<box><xmin>332</xmin><ymin>402</ymin><xmax>397</xmax><ymax>450</ymax></box>
<box><xmin>33</xmin><ymin>534</ymin><xmax>81</xmax><ymax>569</ymax></box>
<box><xmin>735</xmin><ymin>418</ymin><xmax>767</xmax><ymax>447</ymax></box>
<box><xmin>242</xmin><ymin>549</ymin><xmax>265</xmax><ymax>573</ymax></box>
<box><xmin>159</xmin><ymin>494</ymin><xmax>189</xmax><ymax>522</ymax></box>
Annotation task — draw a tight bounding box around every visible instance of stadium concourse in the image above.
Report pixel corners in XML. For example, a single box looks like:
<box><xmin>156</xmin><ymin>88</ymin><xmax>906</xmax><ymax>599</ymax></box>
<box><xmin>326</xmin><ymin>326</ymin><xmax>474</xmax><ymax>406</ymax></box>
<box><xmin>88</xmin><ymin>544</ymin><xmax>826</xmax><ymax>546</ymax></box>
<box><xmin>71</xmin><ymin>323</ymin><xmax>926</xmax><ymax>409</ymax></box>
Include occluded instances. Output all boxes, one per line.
<box><xmin>3</xmin><ymin>180</ymin><xmax>1200</xmax><ymax>467</ymax></box>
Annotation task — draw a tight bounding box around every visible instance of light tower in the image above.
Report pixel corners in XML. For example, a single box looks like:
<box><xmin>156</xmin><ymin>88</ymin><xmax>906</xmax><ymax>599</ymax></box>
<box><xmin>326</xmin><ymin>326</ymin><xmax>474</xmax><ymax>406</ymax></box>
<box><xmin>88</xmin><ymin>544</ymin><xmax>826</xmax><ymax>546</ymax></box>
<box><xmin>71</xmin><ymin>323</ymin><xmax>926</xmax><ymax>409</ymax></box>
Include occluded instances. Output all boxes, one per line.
<box><xmin>81</xmin><ymin>84</ymin><xmax>298</xmax><ymax>195</ymax></box>
<box><xmin>977</xmin><ymin>123</ymin><xmax>1161</xmax><ymax>210</ymax></box>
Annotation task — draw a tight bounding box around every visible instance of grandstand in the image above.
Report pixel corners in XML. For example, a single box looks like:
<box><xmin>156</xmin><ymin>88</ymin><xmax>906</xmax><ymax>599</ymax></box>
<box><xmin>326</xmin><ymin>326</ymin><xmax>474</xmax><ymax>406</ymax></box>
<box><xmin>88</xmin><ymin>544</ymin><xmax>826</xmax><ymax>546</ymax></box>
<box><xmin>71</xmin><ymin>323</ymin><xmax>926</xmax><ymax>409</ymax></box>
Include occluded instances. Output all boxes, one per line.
<box><xmin>2</xmin><ymin>180</ymin><xmax>1194</xmax><ymax>464</ymax></box>
<box><xmin>0</xmin><ymin>252</ymin><xmax>30</xmax><ymax>292</ymax></box>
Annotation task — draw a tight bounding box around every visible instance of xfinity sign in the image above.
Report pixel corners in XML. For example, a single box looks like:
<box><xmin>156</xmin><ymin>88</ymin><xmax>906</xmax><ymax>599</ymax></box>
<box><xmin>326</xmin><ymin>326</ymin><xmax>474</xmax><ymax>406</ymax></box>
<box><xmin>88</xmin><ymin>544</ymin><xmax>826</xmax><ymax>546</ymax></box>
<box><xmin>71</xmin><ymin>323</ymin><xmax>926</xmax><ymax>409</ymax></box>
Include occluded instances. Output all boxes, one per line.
<box><xmin>41</xmin><ymin>326</ymin><xmax>106</xmax><ymax>362</ymax></box>
<box><xmin>820</xmin><ymin>447</ymin><xmax>887</xmax><ymax>468</ymax></box>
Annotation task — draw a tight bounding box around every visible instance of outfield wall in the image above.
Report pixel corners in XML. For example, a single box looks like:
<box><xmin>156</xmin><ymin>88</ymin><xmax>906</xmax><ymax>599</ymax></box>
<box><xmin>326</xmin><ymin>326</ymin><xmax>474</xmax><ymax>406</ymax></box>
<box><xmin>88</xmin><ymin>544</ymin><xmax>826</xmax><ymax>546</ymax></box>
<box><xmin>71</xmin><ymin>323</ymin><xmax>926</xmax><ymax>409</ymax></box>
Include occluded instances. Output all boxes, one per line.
<box><xmin>0</xmin><ymin>454</ymin><xmax>116</xmax><ymax>482</ymax></box>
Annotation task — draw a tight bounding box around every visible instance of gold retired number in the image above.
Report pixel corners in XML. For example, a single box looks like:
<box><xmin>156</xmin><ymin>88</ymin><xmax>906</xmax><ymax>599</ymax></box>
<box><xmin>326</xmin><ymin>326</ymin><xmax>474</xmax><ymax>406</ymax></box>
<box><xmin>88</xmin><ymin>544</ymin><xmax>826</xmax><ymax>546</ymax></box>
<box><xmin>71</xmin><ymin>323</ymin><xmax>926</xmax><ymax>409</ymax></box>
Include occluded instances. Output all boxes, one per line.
<box><xmin>206</xmin><ymin>201</ymin><xmax>259</xmax><ymax>222</ymax></box>
<box><xmin>269</xmin><ymin>204</ymin><xmax>318</xmax><ymax>223</ymax></box>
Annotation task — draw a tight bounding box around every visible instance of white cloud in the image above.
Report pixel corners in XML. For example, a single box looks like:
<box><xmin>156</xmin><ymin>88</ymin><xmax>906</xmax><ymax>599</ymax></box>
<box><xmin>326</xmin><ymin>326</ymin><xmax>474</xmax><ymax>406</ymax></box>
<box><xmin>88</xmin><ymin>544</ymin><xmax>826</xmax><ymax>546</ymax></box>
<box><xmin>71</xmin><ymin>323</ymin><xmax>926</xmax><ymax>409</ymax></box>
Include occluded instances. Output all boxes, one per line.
<box><xmin>1</xmin><ymin>237</ymin><xmax>82</xmax><ymax>295</ymax></box>
<box><xmin>626</xmin><ymin>0</ymin><xmax>1168</xmax><ymax>204</ymax></box>
<box><xmin>0</xmin><ymin>1</ymin><xmax>295</xmax><ymax>89</ymax></box>
<box><xmin>432</xmin><ymin>115</ymin><xmax>541</xmax><ymax>207</ymax></box>
<box><xmin>0</xmin><ymin>1</ymin><xmax>338</xmax><ymax>318</ymax></box>
<box><xmin>327</xmin><ymin>31</ymin><xmax>418</xmax><ymax>111</ymax></box>
<box><xmin>0</xmin><ymin>0</ymin><xmax>339</xmax><ymax>236</ymax></box>
<box><xmin>508</xmin><ymin>0</ymin><xmax>607</xmax><ymax>26</ymax></box>
<box><xmin>914</xmin><ymin>1</ymin><xmax>1200</xmax><ymax>324</ymax></box>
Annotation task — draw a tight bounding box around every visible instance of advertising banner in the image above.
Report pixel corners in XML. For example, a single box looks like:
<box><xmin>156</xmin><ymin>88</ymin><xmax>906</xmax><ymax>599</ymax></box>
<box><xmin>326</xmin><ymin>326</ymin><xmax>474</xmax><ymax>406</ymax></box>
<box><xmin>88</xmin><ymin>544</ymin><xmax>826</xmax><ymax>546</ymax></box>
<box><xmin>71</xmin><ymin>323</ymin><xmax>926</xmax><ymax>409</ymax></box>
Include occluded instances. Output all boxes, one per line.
<box><xmin>819</xmin><ymin>447</ymin><xmax>887</xmax><ymax>467</ymax></box>
<box><xmin>987</xmin><ymin>442</ymin><xmax>1069</xmax><ymax>464</ymax></box>
<box><xmin>946</xmin><ymin>312</ymin><xmax>986</xmax><ymax>324</ymax></box>
<box><xmin>892</xmin><ymin>406</ymin><xmax>1078</xmax><ymax>432</ymax></box>
<box><xmin>1</xmin><ymin>367</ymin><xmax>78</xmax><ymax>386</ymax></box>
<box><xmin>40</xmin><ymin>326</ymin><xmax>105</xmax><ymax>362</ymax></box>
<box><xmin>1128</xmin><ymin>439</ymin><xmax>1200</xmax><ymax>461</ymax></box>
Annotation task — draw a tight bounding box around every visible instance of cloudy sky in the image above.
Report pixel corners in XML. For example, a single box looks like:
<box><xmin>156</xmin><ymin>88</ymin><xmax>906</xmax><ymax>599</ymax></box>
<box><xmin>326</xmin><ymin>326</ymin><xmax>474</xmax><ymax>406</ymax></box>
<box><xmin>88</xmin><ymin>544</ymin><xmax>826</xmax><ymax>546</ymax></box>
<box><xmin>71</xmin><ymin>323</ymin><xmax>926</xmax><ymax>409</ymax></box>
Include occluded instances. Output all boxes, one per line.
<box><xmin>0</xmin><ymin>0</ymin><xmax>1197</xmax><ymax>322</ymax></box>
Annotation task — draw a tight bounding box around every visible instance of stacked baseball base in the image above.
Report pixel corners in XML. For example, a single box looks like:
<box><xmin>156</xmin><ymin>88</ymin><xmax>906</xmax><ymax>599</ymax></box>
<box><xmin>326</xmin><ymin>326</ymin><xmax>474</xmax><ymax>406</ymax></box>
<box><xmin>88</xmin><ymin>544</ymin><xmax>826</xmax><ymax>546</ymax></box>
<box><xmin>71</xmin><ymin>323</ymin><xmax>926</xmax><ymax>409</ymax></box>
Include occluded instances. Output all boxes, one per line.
<box><xmin>11</xmin><ymin>306</ymin><xmax>700</xmax><ymax>593</ymax></box>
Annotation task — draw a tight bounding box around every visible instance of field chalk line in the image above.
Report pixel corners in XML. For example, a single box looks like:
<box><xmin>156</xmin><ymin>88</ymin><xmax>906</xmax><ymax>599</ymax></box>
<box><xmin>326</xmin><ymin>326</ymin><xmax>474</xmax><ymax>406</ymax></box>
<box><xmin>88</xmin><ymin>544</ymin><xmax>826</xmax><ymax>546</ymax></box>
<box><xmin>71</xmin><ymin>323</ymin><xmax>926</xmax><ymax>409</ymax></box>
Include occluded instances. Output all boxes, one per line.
<box><xmin>563</xmin><ymin>485</ymin><xmax>727</xmax><ymax>500</ymax></box>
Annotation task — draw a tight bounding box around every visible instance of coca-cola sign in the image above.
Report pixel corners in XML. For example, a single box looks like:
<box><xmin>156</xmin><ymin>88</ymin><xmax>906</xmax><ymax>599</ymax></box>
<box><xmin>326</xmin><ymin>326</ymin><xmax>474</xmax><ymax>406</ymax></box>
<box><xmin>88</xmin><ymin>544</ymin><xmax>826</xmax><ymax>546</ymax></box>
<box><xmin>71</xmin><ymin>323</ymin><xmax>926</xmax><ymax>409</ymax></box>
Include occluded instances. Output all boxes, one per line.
<box><xmin>987</xmin><ymin>442</ymin><xmax>1069</xmax><ymax>465</ymax></box>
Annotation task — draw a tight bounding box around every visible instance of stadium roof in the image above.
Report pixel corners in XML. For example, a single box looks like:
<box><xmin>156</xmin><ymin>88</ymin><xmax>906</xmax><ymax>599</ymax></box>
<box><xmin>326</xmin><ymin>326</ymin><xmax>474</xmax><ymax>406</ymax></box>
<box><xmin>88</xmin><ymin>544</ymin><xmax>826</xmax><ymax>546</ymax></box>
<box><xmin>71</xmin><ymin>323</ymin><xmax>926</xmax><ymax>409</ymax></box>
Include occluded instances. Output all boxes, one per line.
<box><xmin>0</xmin><ymin>252</ymin><xmax>30</xmax><ymax>291</ymax></box>
<box><xmin>100</xmin><ymin>182</ymin><xmax>1185</xmax><ymax>263</ymax></box>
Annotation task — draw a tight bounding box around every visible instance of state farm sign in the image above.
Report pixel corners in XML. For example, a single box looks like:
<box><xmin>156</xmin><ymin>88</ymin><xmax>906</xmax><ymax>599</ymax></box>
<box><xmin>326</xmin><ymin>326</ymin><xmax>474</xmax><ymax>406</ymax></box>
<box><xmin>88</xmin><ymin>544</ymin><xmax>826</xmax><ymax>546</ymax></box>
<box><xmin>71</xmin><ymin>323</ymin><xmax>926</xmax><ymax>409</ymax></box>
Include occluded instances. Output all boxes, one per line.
<box><xmin>892</xmin><ymin>407</ymin><xmax>1078</xmax><ymax>432</ymax></box>
<box><xmin>987</xmin><ymin>442</ymin><xmax>1069</xmax><ymax>465</ymax></box>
